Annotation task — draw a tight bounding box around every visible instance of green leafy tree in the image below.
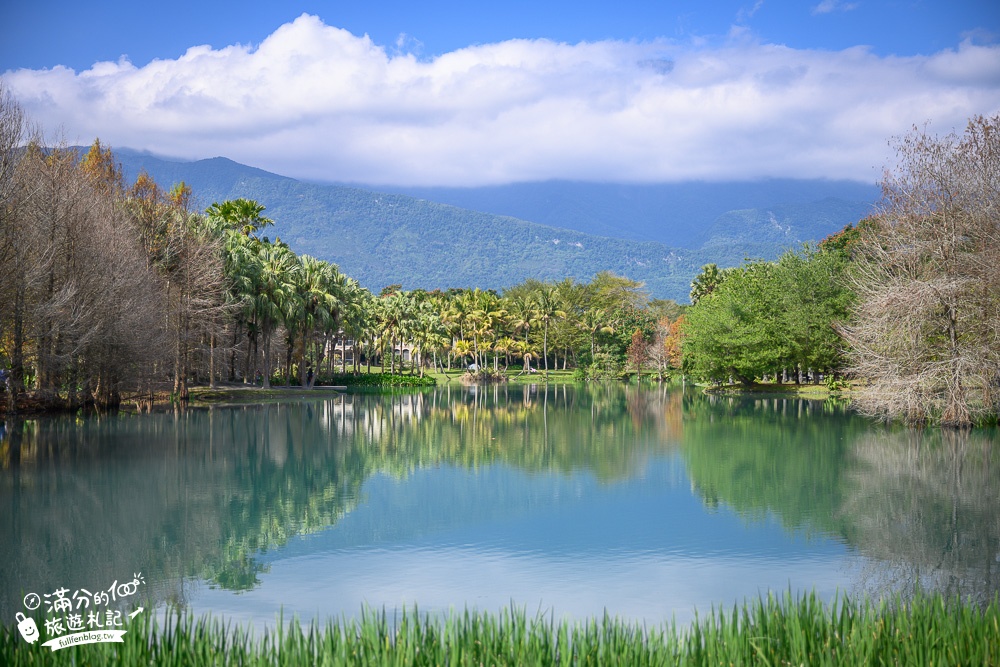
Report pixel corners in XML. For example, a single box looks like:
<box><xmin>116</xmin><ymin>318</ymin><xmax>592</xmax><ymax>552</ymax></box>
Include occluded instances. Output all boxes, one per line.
<box><xmin>775</xmin><ymin>247</ymin><xmax>853</xmax><ymax>382</ymax></box>
<box><xmin>682</xmin><ymin>262</ymin><xmax>786</xmax><ymax>385</ymax></box>
<box><xmin>689</xmin><ymin>264</ymin><xmax>727</xmax><ymax>305</ymax></box>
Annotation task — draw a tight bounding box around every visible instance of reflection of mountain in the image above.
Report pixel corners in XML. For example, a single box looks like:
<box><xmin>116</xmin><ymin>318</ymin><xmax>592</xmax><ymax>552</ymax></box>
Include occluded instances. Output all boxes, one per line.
<box><xmin>680</xmin><ymin>393</ymin><xmax>1000</xmax><ymax>602</ymax></box>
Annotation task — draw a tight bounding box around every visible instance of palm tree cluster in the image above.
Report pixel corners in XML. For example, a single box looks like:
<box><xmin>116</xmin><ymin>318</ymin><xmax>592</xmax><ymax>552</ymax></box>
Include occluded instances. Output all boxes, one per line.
<box><xmin>205</xmin><ymin>198</ymin><xmax>365</xmax><ymax>390</ymax></box>
<box><xmin>359</xmin><ymin>273</ymin><xmax>665</xmax><ymax>381</ymax></box>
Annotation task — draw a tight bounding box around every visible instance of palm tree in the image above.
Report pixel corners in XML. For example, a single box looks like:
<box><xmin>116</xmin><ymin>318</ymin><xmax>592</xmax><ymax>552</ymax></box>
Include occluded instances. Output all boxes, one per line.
<box><xmin>340</xmin><ymin>281</ymin><xmax>368</xmax><ymax>374</ymax></box>
<box><xmin>410</xmin><ymin>302</ymin><xmax>445</xmax><ymax>377</ymax></box>
<box><xmin>534</xmin><ymin>284</ymin><xmax>566</xmax><ymax>372</ymax></box>
<box><xmin>464</xmin><ymin>289</ymin><xmax>507</xmax><ymax>371</ymax></box>
<box><xmin>376</xmin><ymin>292</ymin><xmax>412</xmax><ymax>374</ymax></box>
<box><xmin>253</xmin><ymin>242</ymin><xmax>299</xmax><ymax>388</ymax></box>
<box><xmin>282</xmin><ymin>275</ymin><xmax>306</xmax><ymax>387</ymax></box>
<box><xmin>344</xmin><ymin>286</ymin><xmax>378</xmax><ymax>374</ymax></box>
<box><xmin>208</xmin><ymin>201</ymin><xmax>276</xmax><ymax>382</ymax></box>
<box><xmin>493</xmin><ymin>336</ymin><xmax>516</xmax><ymax>370</ymax></box>
<box><xmin>513</xmin><ymin>340</ymin><xmax>536</xmax><ymax>376</ymax></box>
<box><xmin>452</xmin><ymin>339</ymin><xmax>474</xmax><ymax>370</ymax></box>
<box><xmin>506</xmin><ymin>294</ymin><xmax>538</xmax><ymax>346</ymax></box>
<box><xmin>218</xmin><ymin>231</ymin><xmax>261</xmax><ymax>381</ymax></box>
<box><xmin>579</xmin><ymin>307</ymin><xmax>613</xmax><ymax>359</ymax></box>
<box><xmin>293</xmin><ymin>255</ymin><xmax>339</xmax><ymax>386</ymax></box>
<box><xmin>205</xmin><ymin>198</ymin><xmax>274</xmax><ymax>237</ymax></box>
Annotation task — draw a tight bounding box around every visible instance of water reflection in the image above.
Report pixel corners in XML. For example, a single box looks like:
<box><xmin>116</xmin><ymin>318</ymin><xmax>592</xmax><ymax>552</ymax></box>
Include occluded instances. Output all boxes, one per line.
<box><xmin>842</xmin><ymin>428</ymin><xmax>1000</xmax><ymax>604</ymax></box>
<box><xmin>681</xmin><ymin>393</ymin><xmax>862</xmax><ymax>536</ymax></box>
<box><xmin>1</xmin><ymin>385</ymin><xmax>997</xmax><ymax>624</ymax></box>
<box><xmin>681</xmin><ymin>393</ymin><xmax>1000</xmax><ymax>603</ymax></box>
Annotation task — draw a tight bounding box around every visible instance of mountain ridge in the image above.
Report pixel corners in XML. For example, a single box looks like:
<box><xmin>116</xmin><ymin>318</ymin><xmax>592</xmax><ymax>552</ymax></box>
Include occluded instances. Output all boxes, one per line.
<box><xmin>370</xmin><ymin>179</ymin><xmax>878</xmax><ymax>249</ymax></box>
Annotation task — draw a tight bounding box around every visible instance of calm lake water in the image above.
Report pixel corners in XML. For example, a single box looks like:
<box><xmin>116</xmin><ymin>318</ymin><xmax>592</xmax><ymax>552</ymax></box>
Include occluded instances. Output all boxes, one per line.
<box><xmin>2</xmin><ymin>384</ymin><xmax>998</xmax><ymax>628</ymax></box>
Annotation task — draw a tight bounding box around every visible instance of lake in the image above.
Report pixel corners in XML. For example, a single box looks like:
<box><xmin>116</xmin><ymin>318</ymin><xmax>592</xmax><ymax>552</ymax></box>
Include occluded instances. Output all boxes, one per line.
<box><xmin>1</xmin><ymin>384</ymin><xmax>997</xmax><ymax>628</ymax></box>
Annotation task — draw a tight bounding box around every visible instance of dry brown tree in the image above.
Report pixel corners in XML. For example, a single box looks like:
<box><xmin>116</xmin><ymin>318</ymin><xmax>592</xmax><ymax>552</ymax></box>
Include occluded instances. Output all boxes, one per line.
<box><xmin>0</xmin><ymin>83</ymin><xmax>30</xmax><ymax>411</ymax></box>
<box><xmin>1</xmin><ymin>90</ymin><xmax>231</xmax><ymax>410</ymax></box>
<box><xmin>841</xmin><ymin>115</ymin><xmax>1000</xmax><ymax>427</ymax></box>
<box><xmin>12</xmin><ymin>141</ymin><xmax>170</xmax><ymax>409</ymax></box>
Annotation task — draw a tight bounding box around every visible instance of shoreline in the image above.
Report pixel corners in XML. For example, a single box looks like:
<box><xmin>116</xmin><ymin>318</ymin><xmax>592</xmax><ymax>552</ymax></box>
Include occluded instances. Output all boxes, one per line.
<box><xmin>701</xmin><ymin>381</ymin><xmax>854</xmax><ymax>399</ymax></box>
<box><xmin>0</xmin><ymin>377</ymin><xmax>852</xmax><ymax>419</ymax></box>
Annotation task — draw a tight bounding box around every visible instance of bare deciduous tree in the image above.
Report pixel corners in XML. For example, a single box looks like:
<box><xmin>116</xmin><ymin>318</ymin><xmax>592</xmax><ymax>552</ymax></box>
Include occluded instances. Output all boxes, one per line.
<box><xmin>0</xmin><ymin>84</ymin><xmax>30</xmax><ymax>411</ymax></box>
<box><xmin>841</xmin><ymin>115</ymin><xmax>1000</xmax><ymax>427</ymax></box>
<box><xmin>14</xmin><ymin>142</ymin><xmax>169</xmax><ymax>408</ymax></box>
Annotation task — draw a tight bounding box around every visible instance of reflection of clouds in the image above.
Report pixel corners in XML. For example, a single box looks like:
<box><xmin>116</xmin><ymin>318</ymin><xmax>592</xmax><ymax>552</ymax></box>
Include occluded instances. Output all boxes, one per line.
<box><xmin>193</xmin><ymin>546</ymin><xmax>849</xmax><ymax>630</ymax></box>
<box><xmin>186</xmin><ymin>449</ymin><xmax>855</xmax><ymax>630</ymax></box>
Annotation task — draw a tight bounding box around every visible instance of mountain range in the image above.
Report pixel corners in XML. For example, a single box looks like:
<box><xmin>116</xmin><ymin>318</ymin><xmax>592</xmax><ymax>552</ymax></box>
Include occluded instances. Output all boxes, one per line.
<box><xmin>112</xmin><ymin>149</ymin><xmax>878</xmax><ymax>302</ymax></box>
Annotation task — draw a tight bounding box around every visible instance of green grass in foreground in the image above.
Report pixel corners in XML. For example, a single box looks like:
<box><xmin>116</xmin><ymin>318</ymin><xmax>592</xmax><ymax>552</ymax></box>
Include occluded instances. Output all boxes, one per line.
<box><xmin>3</xmin><ymin>592</ymin><xmax>998</xmax><ymax>666</ymax></box>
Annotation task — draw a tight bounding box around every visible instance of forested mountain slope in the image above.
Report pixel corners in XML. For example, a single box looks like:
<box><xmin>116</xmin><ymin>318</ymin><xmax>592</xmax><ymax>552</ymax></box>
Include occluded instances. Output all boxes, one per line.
<box><xmin>382</xmin><ymin>180</ymin><xmax>878</xmax><ymax>249</ymax></box>
<box><xmin>113</xmin><ymin>149</ymin><xmax>876</xmax><ymax>301</ymax></box>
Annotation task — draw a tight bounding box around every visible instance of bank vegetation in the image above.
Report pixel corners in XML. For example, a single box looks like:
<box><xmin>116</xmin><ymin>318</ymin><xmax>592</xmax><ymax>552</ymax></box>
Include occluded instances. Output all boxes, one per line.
<box><xmin>2</xmin><ymin>592</ymin><xmax>997</xmax><ymax>667</ymax></box>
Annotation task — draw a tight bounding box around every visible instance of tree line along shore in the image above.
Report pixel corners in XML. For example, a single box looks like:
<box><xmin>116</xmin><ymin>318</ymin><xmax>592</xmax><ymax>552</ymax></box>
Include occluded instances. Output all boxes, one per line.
<box><xmin>1</xmin><ymin>85</ymin><xmax>997</xmax><ymax>427</ymax></box>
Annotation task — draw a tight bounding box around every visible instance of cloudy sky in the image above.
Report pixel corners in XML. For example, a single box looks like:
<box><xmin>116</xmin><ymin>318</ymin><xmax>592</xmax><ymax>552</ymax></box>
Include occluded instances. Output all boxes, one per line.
<box><xmin>1</xmin><ymin>1</ymin><xmax>998</xmax><ymax>186</ymax></box>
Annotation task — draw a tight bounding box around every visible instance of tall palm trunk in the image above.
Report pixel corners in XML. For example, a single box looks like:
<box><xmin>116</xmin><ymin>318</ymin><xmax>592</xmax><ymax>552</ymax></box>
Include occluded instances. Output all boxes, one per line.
<box><xmin>543</xmin><ymin>320</ymin><xmax>550</xmax><ymax>372</ymax></box>
<box><xmin>261</xmin><ymin>318</ymin><xmax>273</xmax><ymax>388</ymax></box>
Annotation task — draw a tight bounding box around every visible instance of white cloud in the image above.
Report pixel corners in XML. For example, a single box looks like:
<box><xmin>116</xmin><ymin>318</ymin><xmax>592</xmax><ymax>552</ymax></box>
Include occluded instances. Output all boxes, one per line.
<box><xmin>812</xmin><ymin>0</ymin><xmax>860</xmax><ymax>15</ymax></box>
<box><xmin>737</xmin><ymin>0</ymin><xmax>765</xmax><ymax>23</ymax></box>
<box><xmin>3</xmin><ymin>13</ymin><xmax>999</xmax><ymax>186</ymax></box>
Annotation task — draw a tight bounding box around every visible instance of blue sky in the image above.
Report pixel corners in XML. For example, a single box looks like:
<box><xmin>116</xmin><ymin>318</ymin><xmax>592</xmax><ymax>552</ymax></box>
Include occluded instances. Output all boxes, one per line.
<box><xmin>1</xmin><ymin>1</ymin><xmax>998</xmax><ymax>185</ymax></box>
<box><xmin>2</xmin><ymin>1</ymin><xmax>995</xmax><ymax>69</ymax></box>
